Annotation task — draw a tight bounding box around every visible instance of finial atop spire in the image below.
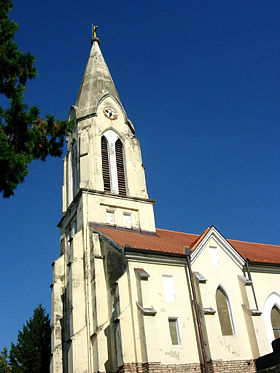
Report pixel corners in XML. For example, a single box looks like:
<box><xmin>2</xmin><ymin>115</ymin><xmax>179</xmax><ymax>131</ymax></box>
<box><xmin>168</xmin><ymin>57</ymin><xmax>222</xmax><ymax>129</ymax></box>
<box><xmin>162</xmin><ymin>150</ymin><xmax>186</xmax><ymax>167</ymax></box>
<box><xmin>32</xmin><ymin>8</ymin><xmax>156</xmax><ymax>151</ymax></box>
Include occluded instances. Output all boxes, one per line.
<box><xmin>92</xmin><ymin>25</ymin><xmax>98</xmax><ymax>38</ymax></box>
<box><xmin>91</xmin><ymin>24</ymin><xmax>100</xmax><ymax>44</ymax></box>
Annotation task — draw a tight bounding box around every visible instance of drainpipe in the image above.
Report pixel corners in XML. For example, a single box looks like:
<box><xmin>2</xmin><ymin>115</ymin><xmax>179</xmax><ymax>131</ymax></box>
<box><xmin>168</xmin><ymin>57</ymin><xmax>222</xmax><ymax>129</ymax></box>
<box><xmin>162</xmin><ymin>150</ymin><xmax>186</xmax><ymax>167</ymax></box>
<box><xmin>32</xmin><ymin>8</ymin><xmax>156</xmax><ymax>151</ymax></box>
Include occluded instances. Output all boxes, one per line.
<box><xmin>245</xmin><ymin>259</ymin><xmax>259</xmax><ymax>311</ymax></box>
<box><xmin>185</xmin><ymin>248</ymin><xmax>209</xmax><ymax>373</ymax></box>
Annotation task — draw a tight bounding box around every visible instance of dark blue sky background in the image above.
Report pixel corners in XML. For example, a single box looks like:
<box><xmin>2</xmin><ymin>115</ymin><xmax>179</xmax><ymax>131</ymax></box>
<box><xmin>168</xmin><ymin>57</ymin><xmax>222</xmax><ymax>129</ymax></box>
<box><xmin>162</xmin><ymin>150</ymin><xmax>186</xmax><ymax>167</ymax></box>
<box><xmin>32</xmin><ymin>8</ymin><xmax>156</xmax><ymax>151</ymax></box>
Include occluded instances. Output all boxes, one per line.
<box><xmin>1</xmin><ymin>0</ymin><xmax>279</xmax><ymax>350</ymax></box>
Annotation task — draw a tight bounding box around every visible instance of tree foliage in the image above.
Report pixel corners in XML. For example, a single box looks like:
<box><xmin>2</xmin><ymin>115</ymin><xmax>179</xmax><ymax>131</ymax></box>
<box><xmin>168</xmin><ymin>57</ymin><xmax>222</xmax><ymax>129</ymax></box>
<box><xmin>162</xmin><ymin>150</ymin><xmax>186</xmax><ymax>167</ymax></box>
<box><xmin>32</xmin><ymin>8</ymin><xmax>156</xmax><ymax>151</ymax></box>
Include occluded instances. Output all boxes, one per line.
<box><xmin>9</xmin><ymin>305</ymin><xmax>51</xmax><ymax>373</ymax></box>
<box><xmin>0</xmin><ymin>0</ymin><xmax>73</xmax><ymax>197</ymax></box>
<box><xmin>0</xmin><ymin>347</ymin><xmax>10</xmax><ymax>373</ymax></box>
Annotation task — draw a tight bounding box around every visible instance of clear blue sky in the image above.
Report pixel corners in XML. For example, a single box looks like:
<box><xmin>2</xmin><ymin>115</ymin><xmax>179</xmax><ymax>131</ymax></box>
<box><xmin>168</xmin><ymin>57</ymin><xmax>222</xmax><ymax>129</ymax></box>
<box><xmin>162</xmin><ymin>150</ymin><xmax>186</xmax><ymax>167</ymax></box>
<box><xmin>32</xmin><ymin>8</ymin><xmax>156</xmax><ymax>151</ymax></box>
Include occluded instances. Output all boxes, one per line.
<box><xmin>1</xmin><ymin>0</ymin><xmax>279</xmax><ymax>350</ymax></box>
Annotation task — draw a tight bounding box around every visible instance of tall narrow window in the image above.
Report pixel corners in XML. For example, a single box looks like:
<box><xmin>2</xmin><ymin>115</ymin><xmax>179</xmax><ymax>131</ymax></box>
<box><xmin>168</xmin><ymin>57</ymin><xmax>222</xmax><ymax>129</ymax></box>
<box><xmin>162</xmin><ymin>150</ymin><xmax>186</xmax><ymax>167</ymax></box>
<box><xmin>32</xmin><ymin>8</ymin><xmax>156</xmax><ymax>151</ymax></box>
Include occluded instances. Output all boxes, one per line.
<box><xmin>72</xmin><ymin>141</ymin><xmax>77</xmax><ymax>196</ymax></box>
<box><xmin>115</xmin><ymin>139</ymin><xmax>126</xmax><ymax>195</ymax></box>
<box><xmin>101</xmin><ymin>131</ymin><xmax>127</xmax><ymax>195</ymax></box>
<box><xmin>101</xmin><ymin>136</ymin><xmax>111</xmax><ymax>192</ymax></box>
<box><xmin>68</xmin><ymin>140</ymin><xmax>78</xmax><ymax>204</ymax></box>
<box><xmin>271</xmin><ymin>305</ymin><xmax>280</xmax><ymax>339</ymax></box>
<box><xmin>168</xmin><ymin>318</ymin><xmax>180</xmax><ymax>345</ymax></box>
<box><xmin>162</xmin><ymin>275</ymin><xmax>176</xmax><ymax>302</ymax></box>
<box><xmin>216</xmin><ymin>287</ymin><xmax>234</xmax><ymax>336</ymax></box>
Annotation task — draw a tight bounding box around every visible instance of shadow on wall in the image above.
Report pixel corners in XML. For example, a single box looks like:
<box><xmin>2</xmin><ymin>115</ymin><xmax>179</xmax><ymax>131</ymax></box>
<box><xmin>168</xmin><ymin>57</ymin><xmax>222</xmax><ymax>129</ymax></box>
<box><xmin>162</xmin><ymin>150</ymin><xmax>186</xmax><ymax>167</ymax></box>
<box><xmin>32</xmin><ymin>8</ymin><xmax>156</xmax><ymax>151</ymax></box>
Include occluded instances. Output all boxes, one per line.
<box><xmin>256</xmin><ymin>338</ymin><xmax>280</xmax><ymax>372</ymax></box>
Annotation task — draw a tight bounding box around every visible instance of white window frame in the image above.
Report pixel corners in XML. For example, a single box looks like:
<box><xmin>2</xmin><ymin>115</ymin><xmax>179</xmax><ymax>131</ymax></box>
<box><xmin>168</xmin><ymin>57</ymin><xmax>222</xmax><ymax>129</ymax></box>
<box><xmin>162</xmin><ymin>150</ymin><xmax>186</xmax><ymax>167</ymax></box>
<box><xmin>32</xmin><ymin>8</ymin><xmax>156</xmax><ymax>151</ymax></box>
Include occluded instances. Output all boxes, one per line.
<box><xmin>263</xmin><ymin>292</ymin><xmax>280</xmax><ymax>350</ymax></box>
<box><xmin>103</xmin><ymin>130</ymin><xmax>120</xmax><ymax>194</ymax></box>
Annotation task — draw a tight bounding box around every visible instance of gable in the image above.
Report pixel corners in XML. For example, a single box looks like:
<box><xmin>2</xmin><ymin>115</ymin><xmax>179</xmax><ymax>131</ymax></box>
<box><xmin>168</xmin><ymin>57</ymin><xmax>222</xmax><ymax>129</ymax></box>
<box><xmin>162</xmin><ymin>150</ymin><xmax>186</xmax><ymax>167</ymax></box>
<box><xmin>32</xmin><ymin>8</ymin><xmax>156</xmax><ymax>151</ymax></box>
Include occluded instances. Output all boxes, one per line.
<box><xmin>190</xmin><ymin>226</ymin><xmax>245</xmax><ymax>269</ymax></box>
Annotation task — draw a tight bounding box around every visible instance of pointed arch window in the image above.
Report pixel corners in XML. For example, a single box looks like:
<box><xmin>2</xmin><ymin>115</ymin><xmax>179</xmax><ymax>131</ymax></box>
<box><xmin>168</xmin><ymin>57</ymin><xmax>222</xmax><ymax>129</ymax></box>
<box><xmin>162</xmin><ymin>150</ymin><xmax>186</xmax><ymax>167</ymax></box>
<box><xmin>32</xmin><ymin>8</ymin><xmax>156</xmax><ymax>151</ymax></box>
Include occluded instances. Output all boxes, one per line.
<box><xmin>216</xmin><ymin>287</ymin><xmax>234</xmax><ymax>336</ymax></box>
<box><xmin>72</xmin><ymin>140</ymin><xmax>78</xmax><ymax>197</ymax></box>
<box><xmin>115</xmin><ymin>139</ymin><xmax>126</xmax><ymax>196</ymax></box>
<box><xmin>101</xmin><ymin>130</ymin><xmax>127</xmax><ymax>196</ymax></box>
<box><xmin>101</xmin><ymin>136</ymin><xmax>111</xmax><ymax>192</ymax></box>
<box><xmin>271</xmin><ymin>305</ymin><xmax>280</xmax><ymax>339</ymax></box>
<box><xmin>68</xmin><ymin>140</ymin><xmax>78</xmax><ymax>205</ymax></box>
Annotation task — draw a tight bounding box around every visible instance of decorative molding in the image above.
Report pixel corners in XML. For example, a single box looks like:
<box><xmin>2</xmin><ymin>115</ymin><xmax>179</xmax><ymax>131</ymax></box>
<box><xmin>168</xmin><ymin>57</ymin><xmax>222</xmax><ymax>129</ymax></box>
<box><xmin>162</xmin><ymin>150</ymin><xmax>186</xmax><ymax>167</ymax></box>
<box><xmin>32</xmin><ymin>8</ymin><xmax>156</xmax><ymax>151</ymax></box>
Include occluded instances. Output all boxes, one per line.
<box><xmin>247</xmin><ymin>263</ymin><xmax>280</xmax><ymax>274</ymax></box>
<box><xmin>125</xmin><ymin>250</ymin><xmax>186</xmax><ymax>266</ymax></box>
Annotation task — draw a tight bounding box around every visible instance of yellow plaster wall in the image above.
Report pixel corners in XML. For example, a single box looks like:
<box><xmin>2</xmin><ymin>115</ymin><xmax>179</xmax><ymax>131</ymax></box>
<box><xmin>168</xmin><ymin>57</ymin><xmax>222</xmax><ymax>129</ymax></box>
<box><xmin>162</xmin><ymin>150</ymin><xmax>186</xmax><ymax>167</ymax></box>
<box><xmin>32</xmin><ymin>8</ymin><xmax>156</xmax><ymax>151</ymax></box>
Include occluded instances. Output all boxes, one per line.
<box><xmin>191</xmin><ymin>236</ymin><xmax>253</xmax><ymax>361</ymax></box>
<box><xmin>81</xmin><ymin>193</ymin><xmax>155</xmax><ymax>233</ymax></box>
<box><xmin>251</xmin><ymin>270</ymin><xmax>280</xmax><ymax>355</ymax></box>
<box><xmin>126</xmin><ymin>259</ymin><xmax>200</xmax><ymax>365</ymax></box>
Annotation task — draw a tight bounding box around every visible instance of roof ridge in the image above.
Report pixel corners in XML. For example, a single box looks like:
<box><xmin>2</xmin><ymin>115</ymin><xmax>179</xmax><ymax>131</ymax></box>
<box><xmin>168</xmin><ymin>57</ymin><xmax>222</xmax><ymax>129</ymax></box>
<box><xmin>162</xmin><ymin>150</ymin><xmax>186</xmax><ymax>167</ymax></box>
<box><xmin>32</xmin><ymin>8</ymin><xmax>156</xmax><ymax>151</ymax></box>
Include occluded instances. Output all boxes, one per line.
<box><xmin>157</xmin><ymin>227</ymin><xmax>279</xmax><ymax>247</ymax></box>
<box><xmin>228</xmin><ymin>238</ymin><xmax>280</xmax><ymax>247</ymax></box>
<box><xmin>156</xmin><ymin>227</ymin><xmax>199</xmax><ymax>236</ymax></box>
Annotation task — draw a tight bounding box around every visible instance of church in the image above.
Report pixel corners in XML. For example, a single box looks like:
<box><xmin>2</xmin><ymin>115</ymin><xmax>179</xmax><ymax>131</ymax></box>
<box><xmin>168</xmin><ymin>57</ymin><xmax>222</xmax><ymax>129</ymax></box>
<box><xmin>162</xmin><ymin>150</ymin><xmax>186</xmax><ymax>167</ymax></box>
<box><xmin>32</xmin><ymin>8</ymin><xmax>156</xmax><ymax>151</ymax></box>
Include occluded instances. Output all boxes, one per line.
<box><xmin>50</xmin><ymin>30</ymin><xmax>280</xmax><ymax>373</ymax></box>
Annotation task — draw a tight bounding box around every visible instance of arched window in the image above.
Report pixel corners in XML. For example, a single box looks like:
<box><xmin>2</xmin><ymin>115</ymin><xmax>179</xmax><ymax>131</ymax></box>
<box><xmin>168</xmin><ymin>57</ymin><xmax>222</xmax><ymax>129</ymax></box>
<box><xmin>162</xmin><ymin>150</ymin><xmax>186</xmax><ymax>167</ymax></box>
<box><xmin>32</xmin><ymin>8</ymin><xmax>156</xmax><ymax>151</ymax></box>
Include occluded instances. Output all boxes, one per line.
<box><xmin>101</xmin><ymin>136</ymin><xmax>111</xmax><ymax>192</ymax></box>
<box><xmin>216</xmin><ymin>287</ymin><xmax>234</xmax><ymax>336</ymax></box>
<box><xmin>71</xmin><ymin>141</ymin><xmax>78</xmax><ymax>197</ymax></box>
<box><xmin>271</xmin><ymin>305</ymin><xmax>280</xmax><ymax>339</ymax></box>
<box><xmin>115</xmin><ymin>139</ymin><xmax>126</xmax><ymax>196</ymax></box>
<box><xmin>101</xmin><ymin>130</ymin><xmax>127</xmax><ymax>196</ymax></box>
<box><xmin>264</xmin><ymin>293</ymin><xmax>280</xmax><ymax>348</ymax></box>
<box><xmin>68</xmin><ymin>140</ymin><xmax>78</xmax><ymax>205</ymax></box>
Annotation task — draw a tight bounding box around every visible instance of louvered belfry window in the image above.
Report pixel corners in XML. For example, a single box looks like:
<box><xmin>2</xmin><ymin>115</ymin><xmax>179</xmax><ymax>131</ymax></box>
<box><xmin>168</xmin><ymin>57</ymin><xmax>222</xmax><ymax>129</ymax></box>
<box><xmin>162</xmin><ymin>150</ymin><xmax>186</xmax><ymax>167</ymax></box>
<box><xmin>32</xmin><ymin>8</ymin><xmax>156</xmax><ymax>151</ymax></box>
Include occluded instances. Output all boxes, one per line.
<box><xmin>101</xmin><ymin>136</ymin><xmax>111</xmax><ymax>192</ymax></box>
<box><xmin>115</xmin><ymin>139</ymin><xmax>126</xmax><ymax>195</ymax></box>
<box><xmin>71</xmin><ymin>141</ymin><xmax>78</xmax><ymax>197</ymax></box>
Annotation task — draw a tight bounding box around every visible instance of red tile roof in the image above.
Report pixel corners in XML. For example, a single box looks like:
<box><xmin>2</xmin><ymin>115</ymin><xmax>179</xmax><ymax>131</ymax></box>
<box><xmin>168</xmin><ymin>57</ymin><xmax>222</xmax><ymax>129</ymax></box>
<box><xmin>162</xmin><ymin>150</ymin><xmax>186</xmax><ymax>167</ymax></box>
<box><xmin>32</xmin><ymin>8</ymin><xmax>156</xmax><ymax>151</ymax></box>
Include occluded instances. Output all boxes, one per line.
<box><xmin>90</xmin><ymin>225</ymin><xmax>280</xmax><ymax>265</ymax></box>
<box><xmin>227</xmin><ymin>239</ymin><xmax>280</xmax><ymax>265</ymax></box>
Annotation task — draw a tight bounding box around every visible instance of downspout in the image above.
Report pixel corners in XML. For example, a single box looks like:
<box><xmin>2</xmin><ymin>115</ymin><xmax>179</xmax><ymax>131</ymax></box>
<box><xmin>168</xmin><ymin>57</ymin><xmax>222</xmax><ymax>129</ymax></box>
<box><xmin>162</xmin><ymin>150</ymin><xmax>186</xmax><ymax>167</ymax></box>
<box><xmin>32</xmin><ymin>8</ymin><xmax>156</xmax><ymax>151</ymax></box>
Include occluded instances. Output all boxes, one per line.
<box><xmin>245</xmin><ymin>259</ymin><xmax>259</xmax><ymax>310</ymax></box>
<box><xmin>185</xmin><ymin>248</ymin><xmax>209</xmax><ymax>373</ymax></box>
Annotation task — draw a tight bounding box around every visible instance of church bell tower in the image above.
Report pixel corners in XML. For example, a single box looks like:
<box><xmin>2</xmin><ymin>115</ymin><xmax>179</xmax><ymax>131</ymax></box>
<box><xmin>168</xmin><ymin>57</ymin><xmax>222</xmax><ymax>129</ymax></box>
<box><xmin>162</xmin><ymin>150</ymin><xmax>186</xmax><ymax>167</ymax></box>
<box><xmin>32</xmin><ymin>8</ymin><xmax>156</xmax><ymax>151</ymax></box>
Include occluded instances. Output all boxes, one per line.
<box><xmin>51</xmin><ymin>29</ymin><xmax>155</xmax><ymax>373</ymax></box>
<box><xmin>62</xmin><ymin>31</ymin><xmax>155</xmax><ymax>233</ymax></box>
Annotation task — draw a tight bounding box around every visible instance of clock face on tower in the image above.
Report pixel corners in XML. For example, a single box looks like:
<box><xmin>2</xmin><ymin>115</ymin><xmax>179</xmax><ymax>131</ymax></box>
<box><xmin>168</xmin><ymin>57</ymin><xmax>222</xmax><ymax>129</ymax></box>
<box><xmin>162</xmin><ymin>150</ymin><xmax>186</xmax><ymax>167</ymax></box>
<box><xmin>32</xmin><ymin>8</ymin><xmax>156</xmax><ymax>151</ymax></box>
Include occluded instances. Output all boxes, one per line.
<box><xmin>103</xmin><ymin>107</ymin><xmax>118</xmax><ymax>120</ymax></box>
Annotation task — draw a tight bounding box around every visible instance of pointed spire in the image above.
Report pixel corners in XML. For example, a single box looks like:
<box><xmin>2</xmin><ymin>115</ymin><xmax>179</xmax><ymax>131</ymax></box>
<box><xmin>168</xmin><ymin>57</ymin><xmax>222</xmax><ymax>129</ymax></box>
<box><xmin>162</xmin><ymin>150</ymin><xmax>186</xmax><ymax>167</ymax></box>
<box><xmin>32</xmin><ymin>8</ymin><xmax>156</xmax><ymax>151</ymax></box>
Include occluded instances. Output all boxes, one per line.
<box><xmin>75</xmin><ymin>26</ymin><xmax>122</xmax><ymax>119</ymax></box>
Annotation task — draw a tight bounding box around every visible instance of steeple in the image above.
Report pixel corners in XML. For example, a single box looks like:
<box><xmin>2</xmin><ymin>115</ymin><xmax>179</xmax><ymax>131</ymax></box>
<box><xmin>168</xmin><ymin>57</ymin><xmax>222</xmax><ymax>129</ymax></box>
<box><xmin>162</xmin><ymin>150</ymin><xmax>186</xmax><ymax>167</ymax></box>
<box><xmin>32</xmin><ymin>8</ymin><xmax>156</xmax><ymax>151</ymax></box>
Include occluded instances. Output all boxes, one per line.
<box><xmin>61</xmin><ymin>28</ymin><xmax>156</xmax><ymax>234</ymax></box>
<box><xmin>75</xmin><ymin>28</ymin><xmax>122</xmax><ymax>119</ymax></box>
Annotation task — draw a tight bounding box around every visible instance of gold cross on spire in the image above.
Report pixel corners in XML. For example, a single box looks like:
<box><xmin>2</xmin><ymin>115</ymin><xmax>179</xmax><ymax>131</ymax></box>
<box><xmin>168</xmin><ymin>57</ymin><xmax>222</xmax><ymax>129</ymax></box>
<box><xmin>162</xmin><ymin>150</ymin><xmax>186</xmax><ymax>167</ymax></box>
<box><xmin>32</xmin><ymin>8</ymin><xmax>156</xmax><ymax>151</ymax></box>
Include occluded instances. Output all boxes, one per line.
<box><xmin>92</xmin><ymin>25</ymin><xmax>98</xmax><ymax>38</ymax></box>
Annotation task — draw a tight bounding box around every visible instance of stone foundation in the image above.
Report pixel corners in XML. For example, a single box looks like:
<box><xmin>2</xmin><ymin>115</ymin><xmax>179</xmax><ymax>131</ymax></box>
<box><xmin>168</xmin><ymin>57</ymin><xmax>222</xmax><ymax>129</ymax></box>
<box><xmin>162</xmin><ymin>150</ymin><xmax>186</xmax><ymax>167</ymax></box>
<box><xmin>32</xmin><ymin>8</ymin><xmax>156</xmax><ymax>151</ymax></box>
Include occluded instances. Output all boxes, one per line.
<box><xmin>117</xmin><ymin>360</ymin><xmax>256</xmax><ymax>373</ymax></box>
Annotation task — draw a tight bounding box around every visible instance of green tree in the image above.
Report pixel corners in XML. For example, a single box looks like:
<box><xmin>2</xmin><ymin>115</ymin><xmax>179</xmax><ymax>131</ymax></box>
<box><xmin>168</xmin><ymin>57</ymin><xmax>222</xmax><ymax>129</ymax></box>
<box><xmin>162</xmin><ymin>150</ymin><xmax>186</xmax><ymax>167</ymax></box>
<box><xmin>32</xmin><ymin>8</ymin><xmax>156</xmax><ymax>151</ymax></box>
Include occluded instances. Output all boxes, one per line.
<box><xmin>9</xmin><ymin>305</ymin><xmax>51</xmax><ymax>373</ymax></box>
<box><xmin>0</xmin><ymin>347</ymin><xmax>10</xmax><ymax>372</ymax></box>
<box><xmin>0</xmin><ymin>0</ymin><xmax>73</xmax><ymax>197</ymax></box>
